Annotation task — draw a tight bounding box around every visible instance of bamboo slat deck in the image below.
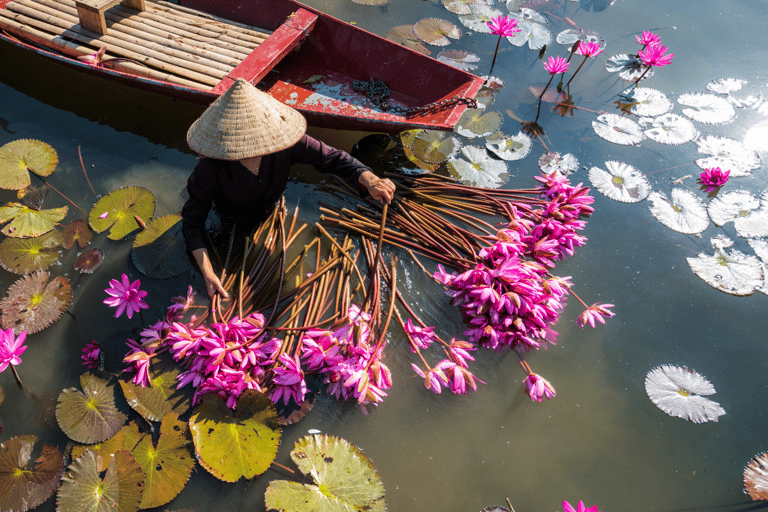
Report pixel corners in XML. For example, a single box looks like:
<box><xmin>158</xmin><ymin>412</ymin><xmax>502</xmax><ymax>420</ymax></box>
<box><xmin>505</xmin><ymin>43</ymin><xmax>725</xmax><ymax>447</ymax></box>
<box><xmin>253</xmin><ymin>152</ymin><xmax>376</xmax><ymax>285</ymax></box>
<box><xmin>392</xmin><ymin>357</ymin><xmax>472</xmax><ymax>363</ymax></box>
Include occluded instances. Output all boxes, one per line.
<box><xmin>0</xmin><ymin>0</ymin><xmax>273</xmax><ymax>90</ymax></box>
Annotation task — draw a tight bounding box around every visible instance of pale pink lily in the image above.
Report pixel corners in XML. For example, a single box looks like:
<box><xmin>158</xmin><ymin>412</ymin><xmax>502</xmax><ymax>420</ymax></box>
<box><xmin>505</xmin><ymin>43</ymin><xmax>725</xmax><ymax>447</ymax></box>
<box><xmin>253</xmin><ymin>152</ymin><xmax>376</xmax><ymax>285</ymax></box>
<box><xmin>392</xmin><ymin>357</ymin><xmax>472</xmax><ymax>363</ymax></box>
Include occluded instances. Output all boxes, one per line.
<box><xmin>411</xmin><ymin>363</ymin><xmax>449</xmax><ymax>394</ymax></box>
<box><xmin>576</xmin><ymin>303</ymin><xmax>615</xmax><ymax>329</ymax></box>
<box><xmin>523</xmin><ymin>373</ymin><xmax>556</xmax><ymax>402</ymax></box>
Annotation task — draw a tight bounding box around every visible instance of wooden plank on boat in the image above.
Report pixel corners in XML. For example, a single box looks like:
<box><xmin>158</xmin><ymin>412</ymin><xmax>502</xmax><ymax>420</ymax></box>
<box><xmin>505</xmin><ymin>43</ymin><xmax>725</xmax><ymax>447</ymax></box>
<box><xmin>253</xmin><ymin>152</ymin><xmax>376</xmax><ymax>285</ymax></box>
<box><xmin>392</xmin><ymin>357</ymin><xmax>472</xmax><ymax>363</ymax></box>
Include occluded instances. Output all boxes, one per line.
<box><xmin>155</xmin><ymin>0</ymin><xmax>271</xmax><ymax>40</ymax></box>
<box><xmin>213</xmin><ymin>8</ymin><xmax>317</xmax><ymax>94</ymax></box>
<box><xmin>74</xmin><ymin>0</ymin><xmax>144</xmax><ymax>35</ymax></box>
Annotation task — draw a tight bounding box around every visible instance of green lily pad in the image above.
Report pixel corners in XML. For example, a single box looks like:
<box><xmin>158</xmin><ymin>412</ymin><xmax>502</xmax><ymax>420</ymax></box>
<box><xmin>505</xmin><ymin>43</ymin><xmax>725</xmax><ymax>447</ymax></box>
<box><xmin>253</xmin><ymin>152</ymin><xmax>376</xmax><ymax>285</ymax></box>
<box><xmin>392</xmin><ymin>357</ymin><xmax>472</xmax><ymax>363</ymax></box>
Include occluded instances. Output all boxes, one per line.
<box><xmin>18</xmin><ymin>185</ymin><xmax>49</xmax><ymax>210</ymax></box>
<box><xmin>0</xmin><ymin>230</ymin><xmax>64</xmax><ymax>275</ymax></box>
<box><xmin>74</xmin><ymin>248</ymin><xmax>104</xmax><ymax>274</ymax></box>
<box><xmin>456</xmin><ymin>108</ymin><xmax>503</xmax><ymax>138</ymax></box>
<box><xmin>0</xmin><ymin>139</ymin><xmax>58</xmax><ymax>191</ymax></box>
<box><xmin>0</xmin><ymin>435</ymin><xmax>64</xmax><ymax>512</ymax></box>
<box><xmin>0</xmin><ymin>270</ymin><xmax>72</xmax><ymax>334</ymax></box>
<box><xmin>131</xmin><ymin>214</ymin><xmax>191</xmax><ymax>279</ymax></box>
<box><xmin>264</xmin><ymin>435</ymin><xmax>386</xmax><ymax>512</ymax></box>
<box><xmin>0</xmin><ymin>203</ymin><xmax>68</xmax><ymax>238</ymax></box>
<box><xmin>118</xmin><ymin>353</ymin><xmax>192</xmax><ymax>422</ymax></box>
<box><xmin>130</xmin><ymin>413</ymin><xmax>194</xmax><ymax>509</ymax></box>
<box><xmin>410</xmin><ymin>130</ymin><xmax>462</xmax><ymax>164</ymax></box>
<box><xmin>57</xmin><ymin>449</ymin><xmax>145</xmax><ymax>512</ymax></box>
<box><xmin>62</xmin><ymin>220</ymin><xmax>93</xmax><ymax>249</ymax></box>
<box><xmin>55</xmin><ymin>372</ymin><xmax>128</xmax><ymax>444</ymax></box>
<box><xmin>89</xmin><ymin>187</ymin><xmax>155</xmax><ymax>241</ymax></box>
<box><xmin>189</xmin><ymin>391</ymin><xmax>281</xmax><ymax>482</ymax></box>
<box><xmin>70</xmin><ymin>429</ymin><xmax>128</xmax><ymax>473</ymax></box>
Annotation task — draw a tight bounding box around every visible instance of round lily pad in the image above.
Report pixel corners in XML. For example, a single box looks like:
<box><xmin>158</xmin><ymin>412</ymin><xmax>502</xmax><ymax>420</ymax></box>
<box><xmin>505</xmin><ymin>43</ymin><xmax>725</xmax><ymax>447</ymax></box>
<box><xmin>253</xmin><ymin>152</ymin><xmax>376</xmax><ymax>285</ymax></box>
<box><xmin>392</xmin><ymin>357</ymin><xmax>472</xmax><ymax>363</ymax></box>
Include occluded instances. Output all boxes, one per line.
<box><xmin>0</xmin><ymin>230</ymin><xmax>64</xmax><ymax>275</ymax></box>
<box><xmin>130</xmin><ymin>413</ymin><xmax>194</xmax><ymax>509</ymax></box>
<box><xmin>442</xmin><ymin>0</ymin><xmax>481</xmax><ymax>15</ymax></box>
<box><xmin>413</xmin><ymin>18</ymin><xmax>461</xmax><ymax>47</ymax></box>
<box><xmin>0</xmin><ymin>435</ymin><xmax>64</xmax><ymax>512</ymax></box>
<box><xmin>647</xmin><ymin>189</ymin><xmax>709</xmax><ymax>234</ymax></box>
<box><xmin>505</xmin><ymin>8</ymin><xmax>551</xmax><ymax>50</ymax></box>
<box><xmin>687</xmin><ymin>241</ymin><xmax>764</xmax><ymax>296</ymax></box>
<box><xmin>605</xmin><ymin>54</ymin><xmax>652</xmax><ymax>82</ymax></box>
<box><xmin>678</xmin><ymin>92</ymin><xmax>736</xmax><ymax>125</ymax></box>
<box><xmin>707</xmin><ymin>190</ymin><xmax>768</xmax><ymax>239</ymax></box>
<box><xmin>447</xmin><ymin>145</ymin><xmax>509</xmax><ymax>188</ymax></box>
<box><xmin>74</xmin><ymin>248</ymin><xmax>104</xmax><ymax>274</ymax></box>
<box><xmin>18</xmin><ymin>185</ymin><xmax>49</xmax><ymax>211</ymax></box>
<box><xmin>592</xmin><ymin>114</ymin><xmax>645</xmax><ymax>145</ymax></box>
<box><xmin>0</xmin><ymin>139</ymin><xmax>58</xmax><ymax>191</ymax></box>
<box><xmin>436</xmin><ymin>49</ymin><xmax>480</xmax><ymax>72</ymax></box>
<box><xmin>556</xmin><ymin>27</ymin><xmax>604</xmax><ymax>53</ymax></box>
<box><xmin>639</xmin><ymin>113</ymin><xmax>698</xmax><ymax>145</ymax></box>
<box><xmin>264</xmin><ymin>435</ymin><xmax>386</xmax><ymax>512</ymax></box>
<box><xmin>744</xmin><ymin>452</ymin><xmax>768</xmax><ymax>501</ymax></box>
<box><xmin>695</xmin><ymin>135</ymin><xmax>760</xmax><ymax>177</ymax></box>
<box><xmin>385</xmin><ymin>25</ymin><xmax>431</xmax><ymax>55</ymax></box>
<box><xmin>458</xmin><ymin>4</ymin><xmax>503</xmax><ymax>33</ymax></box>
<box><xmin>131</xmin><ymin>214</ymin><xmax>191</xmax><ymax>279</ymax></box>
<box><xmin>645</xmin><ymin>365</ymin><xmax>726</xmax><ymax>423</ymax></box>
<box><xmin>0</xmin><ymin>203</ymin><xmax>68</xmax><ymax>238</ymax></box>
<box><xmin>56</xmin><ymin>450</ymin><xmax>144</xmax><ymax>512</ymax></box>
<box><xmin>588</xmin><ymin>161</ymin><xmax>650</xmax><ymax>203</ymax></box>
<box><xmin>62</xmin><ymin>220</ymin><xmax>93</xmax><ymax>250</ymax></box>
<box><xmin>485</xmin><ymin>132</ymin><xmax>531</xmax><ymax>161</ymax></box>
<box><xmin>409</xmin><ymin>130</ymin><xmax>462</xmax><ymax>164</ymax></box>
<box><xmin>56</xmin><ymin>372</ymin><xmax>128</xmax><ymax>444</ymax></box>
<box><xmin>189</xmin><ymin>391</ymin><xmax>281</xmax><ymax>482</ymax></box>
<box><xmin>0</xmin><ymin>270</ymin><xmax>72</xmax><ymax>334</ymax></box>
<box><xmin>118</xmin><ymin>352</ymin><xmax>193</xmax><ymax>422</ymax></box>
<box><xmin>619</xmin><ymin>87</ymin><xmax>672</xmax><ymax>117</ymax></box>
<box><xmin>456</xmin><ymin>108</ymin><xmax>503</xmax><ymax>138</ymax></box>
<box><xmin>539</xmin><ymin>152</ymin><xmax>578</xmax><ymax>176</ymax></box>
<box><xmin>70</xmin><ymin>429</ymin><xmax>128</xmax><ymax>473</ymax></box>
<box><xmin>89</xmin><ymin>187</ymin><xmax>155</xmax><ymax>241</ymax></box>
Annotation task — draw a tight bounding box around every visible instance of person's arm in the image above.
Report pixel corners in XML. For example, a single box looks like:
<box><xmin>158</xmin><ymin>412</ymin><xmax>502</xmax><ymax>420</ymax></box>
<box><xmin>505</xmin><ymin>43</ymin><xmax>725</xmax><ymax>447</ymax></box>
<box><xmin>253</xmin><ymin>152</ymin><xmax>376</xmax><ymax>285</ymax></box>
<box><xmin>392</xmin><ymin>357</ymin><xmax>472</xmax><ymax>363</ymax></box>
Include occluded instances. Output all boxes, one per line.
<box><xmin>358</xmin><ymin>170</ymin><xmax>395</xmax><ymax>204</ymax></box>
<box><xmin>192</xmin><ymin>248</ymin><xmax>229</xmax><ymax>299</ymax></box>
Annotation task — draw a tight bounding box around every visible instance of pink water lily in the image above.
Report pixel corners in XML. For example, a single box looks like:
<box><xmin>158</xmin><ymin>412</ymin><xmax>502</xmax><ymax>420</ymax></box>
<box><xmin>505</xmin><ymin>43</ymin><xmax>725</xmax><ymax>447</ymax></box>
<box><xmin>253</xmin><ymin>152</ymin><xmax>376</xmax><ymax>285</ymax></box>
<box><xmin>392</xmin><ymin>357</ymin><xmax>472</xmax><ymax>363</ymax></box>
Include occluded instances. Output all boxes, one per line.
<box><xmin>576</xmin><ymin>303</ymin><xmax>615</xmax><ymax>329</ymax></box>
<box><xmin>104</xmin><ymin>274</ymin><xmax>149</xmax><ymax>319</ymax></box>
<box><xmin>635</xmin><ymin>30</ymin><xmax>661</xmax><ymax>47</ymax></box>
<box><xmin>523</xmin><ymin>373</ymin><xmax>556</xmax><ymax>402</ymax></box>
<box><xmin>0</xmin><ymin>329</ymin><xmax>27</xmax><ymax>373</ymax></box>
<box><xmin>576</xmin><ymin>41</ymin><xmax>603</xmax><ymax>58</ymax></box>
<box><xmin>638</xmin><ymin>43</ymin><xmax>674</xmax><ymax>67</ymax></box>
<box><xmin>81</xmin><ymin>340</ymin><xmax>101</xmax><ymax>370</ymax></box>
<box><xmin>563</xmin><ymin>500</ymin><xmax>601</xmax><ymax>512</ymax></box>
<box><xmin>486</xmin><ymin>15</ymin><xmax>520</xmax><ymax>37</ymax></box>
<box><xmin>544</xmin><ymin>55</ymin><xmax>570</xmax><ymax>75</ymax></box>
<box><xmin>698</xmin><ymin>167</ymin><xmax>730</xmax><ymax>193</ymax></box>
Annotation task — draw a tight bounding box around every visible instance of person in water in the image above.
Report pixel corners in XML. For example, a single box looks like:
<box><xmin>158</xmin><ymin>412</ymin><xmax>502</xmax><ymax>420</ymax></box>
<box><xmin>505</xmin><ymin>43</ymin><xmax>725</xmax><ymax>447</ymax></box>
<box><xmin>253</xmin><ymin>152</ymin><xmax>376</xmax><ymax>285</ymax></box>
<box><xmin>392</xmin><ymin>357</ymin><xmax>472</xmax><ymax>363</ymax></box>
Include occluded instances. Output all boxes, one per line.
<box><xmin>181</xmin><ymin>78</ymin><xmax>395</xmax><ymax>299</ymax></box>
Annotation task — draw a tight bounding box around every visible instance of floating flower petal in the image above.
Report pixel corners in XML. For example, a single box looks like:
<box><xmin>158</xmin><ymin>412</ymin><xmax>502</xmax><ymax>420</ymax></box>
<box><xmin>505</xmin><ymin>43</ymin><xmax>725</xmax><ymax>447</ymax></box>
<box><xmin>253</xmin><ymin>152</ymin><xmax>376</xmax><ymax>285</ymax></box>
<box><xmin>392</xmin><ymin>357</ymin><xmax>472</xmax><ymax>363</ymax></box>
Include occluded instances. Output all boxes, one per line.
<box><xmin>686</xmin><ymin>240</ymin><xmax>764</xmax><ymax>295</ymax></box>
<box><xmin>639</xmin><ymin>113</ymin><xmax>698</xmax><ymax>145</ymax></box>
<box><xmin>592</xmin><ymin>114</ymin><xmax>645</xmax><ymax>145</ymax></box>
<box><xmin>695</xmin><ymin>135</ymin><xmax>760</xmax><ymax>177</ymax></box>
<box><xmin>619</xmin><ymin>87</ymin><xmax>671</xmax><ymax>117</ymax></box>
<box><xmin>446</xmin><ymin>145</ymin><xmax>509</xmax><ymax>188</ymax></box>
<box><xmin>678</xmin><ymin>92</ymin><xmax>736</xmax><ymax>125</ymax></box>
<box><xmin>645</xmin><ymin>365</ymin><xmax>726</xmax><ymax>423</ymax></box>
<box><xmin>647</xmin><ymin>189</ymin><xmax>709</xmax><ymax>234</ymax></box>
<box><xmin>588</xmin><ymin>161</ymin><xmax>650</xmax><ymax>203</ymax></box>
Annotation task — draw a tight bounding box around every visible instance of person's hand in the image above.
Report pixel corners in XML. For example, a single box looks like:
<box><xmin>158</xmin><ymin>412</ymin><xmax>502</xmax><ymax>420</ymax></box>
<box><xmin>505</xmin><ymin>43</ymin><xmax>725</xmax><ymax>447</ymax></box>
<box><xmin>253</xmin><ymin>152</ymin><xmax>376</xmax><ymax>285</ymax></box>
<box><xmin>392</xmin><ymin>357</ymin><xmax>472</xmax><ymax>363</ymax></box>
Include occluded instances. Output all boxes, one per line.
<box><xmin>204</xmin><ymin>273</ymin><xmax>228</xmax><ymax>300</ymax></box>
<box><xmin>359</xmin><ymin>171</ymin><xmax>395</xmax><ymax>204</ymax></box>
<box><xmin>192</xmin><ymin>248</ymin><xmax>229</xmax><ymax>300</ymax></box>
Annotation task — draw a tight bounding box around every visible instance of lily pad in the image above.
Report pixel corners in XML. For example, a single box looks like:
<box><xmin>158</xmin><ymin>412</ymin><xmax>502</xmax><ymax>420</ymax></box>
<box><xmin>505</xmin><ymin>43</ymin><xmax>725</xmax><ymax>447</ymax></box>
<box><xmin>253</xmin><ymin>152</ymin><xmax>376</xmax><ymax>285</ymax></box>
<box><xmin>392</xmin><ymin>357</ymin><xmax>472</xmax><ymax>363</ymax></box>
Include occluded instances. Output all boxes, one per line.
<box><xmin>70</xmin><ymin>429</ymin><xmax>128</xmax><ymax>473</ymax></box>
<box><xmin>0</xmin><ymin>230</ymin><xmax>64</xmax><ymax>275</ymax></box>
<box><xmin>447</xmin><ymin>145</ymin><xmax>509</xmax><ymax>188</ymax></box>
<box><xmin>647</xmin><ymin>189</ymin><xmax>709</xmax><ymax>234</ymax></box>
<box><xmin>0</xmin><ymin>435</ymin><xmax>64</xmax><ymax>512</ymax></box>
<box><xmin>687</xmin><ymin>238</ymin><xmax>764</xmax><ymax>295</ymax></box>
<box><xmin>707</xmin><ymin>190</ymin><xmax>768</xmax><ymax>239</ymax></box>
<box><xmin>588</xmin><ymin>161</ymin><xmax>650</xmax><ymax>203</ymax></box>
<box><xmin>264</xmin><ymin>435</ymin><xmax>386</xmax><ymax>512</ymax></box>
<box><xmin>605</xmin><ymin>53</ymin><xmax>652</xmax><ymax>82</ymax></box>
<box><xmin>456</xmin><ymin>108</ymin><xmax>503</xmax><ymax>138</ymax></box>
<box><xmin>74</xmin><ymin>248</ymin><xmax>105</xmax><ymax>274</ymax></box>
<box><xmin>744</xmin><ymin>452</ymin><xmax>768</xmax><ymax>501</ymax></box>
<box><xmin>62</xmin><ymin>220</ymin><xmax>93</xmax><ymax>249</ymax></box>
<box><xmin>89</xmin><ymin>187</ymin><xmax>155</xmax><ymax>241</ymax></box>
<box><xmin>409</xmin><ymin>130</ymin><xmax>462</xmax><ymax>164</ymax></box>
<box><xmin>475</xmin><ymin>87</ymin><xmax>496</xmax><ymax>109</ymax></box>
<box><xmin>130</xmin><ymin>413</ymin><xmax>194</xmax><ymax>509</ymax></box>
<box><xmin>56</xmin><ymin>372</ymin><xmax>128</xmax><ymax>444</ymax></box>
<box><xmin>18</xmin><ymin>185</ymin><xmax>49</xmax><ymax>211</ymax></box>
<box><xmin>485</xmin><ymin>132</ymin><xmax>532</xmax><ymax>161</ymax></box>
<box><xmin>385</xmin><ymin>25</ymin><xmax>431</xmax><ymax>55</ymax></box>
<box><xmin>645</xmin><ymin>365</ymin><xmax>726</xmax><ymax>423</ymax></box>
<box><xmin>538</xmin><ymin>152</ymin><xmax>578</xmax><ymax>176</ymax></box>
<box><xmin>458</xmin><ymin>4</ymin><xmax>504</xmax><ymax>33</ymax></box>
<box><xmin>678</xmin><ymin>92</ymin><xmax>736</xmax><ymax>125</ymax></box>
<box><xmin>413</xmin><ymin>18</ymin><xmax>461</xmax><ymax>46</ymax></box>
<box><xmin>555</xmin><ymin>27</ymin><xmax>604</xmax><ymax>53</ymax></box>
<box><xmin>619</xmin><ymin>87</ymin><xmax>672</xmax><ymax>117</ymax></box>
<box><xmin>0</xmin><ymin>203</ymin><xmax>68</xmax><ymax>238</ymax></box>
<box><xmin>639</xmin><ymin>113</ymin><xmax>699</xmax><ymax>145</ymax></box>
<box><xmin>189</xmin><ymin>391</ymin><xmax>281</xmax><ymax>482</ymax></box>
<box><xmin>0</xmin><ymin>139</ymin><xmax>58</xmax><ymax>191</ymax></box>
<box><xmin>592</xmin><ymin>113</ymin><xmax>645</xmax><ymax>145</ymax></box>
<box><xmin>131</xmin><ymin>214</ymin><xmax>191</xmax><ymax>279</ymax></box>
<box><xmin>0</xmin><ymin>270</ymin><xmax>72</xmax><ymax>334</ymax></box>
<box><xmin>695</xmin><ymin>135</ymin><xmax>760</xmax><ymax>177</ymax></box>
<box><xmin>118</xmin><ymin>352</ymin><xmax>192</xmax><ymax>422</ymax></box>
<box><xmin>442</xmin><ymin>0</ymin><xmax>482</xmax><ymax>15</ymax></box>
<box><xmin>505</xmin><ymin>8</ymin><xmax>551</xmax><ymax>49</ymax></box>
<box><xmin>707</xmin><ymin>78</ymin><xmax>760</xmax><ymax>108</ymax></box>
<box><xmin>350</xmin><ymin>0</ymin><xmax>390</xmax><ymax>4</ymax></box>
<box><xmin>56</xmin><ymin>450</ymin><xmax>144</xmax><ymax>512</ymax></box>
<box><xmin>436</xmin><ymin>49</ymin><xmax>480</xmax><ymax>72</ymax></box>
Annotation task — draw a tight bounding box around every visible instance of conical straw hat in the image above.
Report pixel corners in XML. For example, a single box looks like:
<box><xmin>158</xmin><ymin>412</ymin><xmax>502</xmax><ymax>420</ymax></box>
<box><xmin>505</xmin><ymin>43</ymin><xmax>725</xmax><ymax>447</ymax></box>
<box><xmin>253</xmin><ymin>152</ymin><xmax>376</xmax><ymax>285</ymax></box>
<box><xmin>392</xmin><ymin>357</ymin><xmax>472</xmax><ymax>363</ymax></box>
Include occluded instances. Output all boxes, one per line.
<box><xmin>187</xmin><ymin>79</ymin><xmax>307</xmax><ymax>160</ymax></box>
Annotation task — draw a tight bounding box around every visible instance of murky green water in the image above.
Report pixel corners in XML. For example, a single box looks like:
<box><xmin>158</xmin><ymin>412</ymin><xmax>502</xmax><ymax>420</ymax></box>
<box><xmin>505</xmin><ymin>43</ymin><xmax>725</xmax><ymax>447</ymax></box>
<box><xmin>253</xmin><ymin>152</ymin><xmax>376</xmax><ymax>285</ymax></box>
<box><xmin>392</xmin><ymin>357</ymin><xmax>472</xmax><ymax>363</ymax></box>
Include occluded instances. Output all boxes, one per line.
<box><xmin>1</xmin><ymin>0</ymin><xmax>767</xmax><ymax>511</ymax></box>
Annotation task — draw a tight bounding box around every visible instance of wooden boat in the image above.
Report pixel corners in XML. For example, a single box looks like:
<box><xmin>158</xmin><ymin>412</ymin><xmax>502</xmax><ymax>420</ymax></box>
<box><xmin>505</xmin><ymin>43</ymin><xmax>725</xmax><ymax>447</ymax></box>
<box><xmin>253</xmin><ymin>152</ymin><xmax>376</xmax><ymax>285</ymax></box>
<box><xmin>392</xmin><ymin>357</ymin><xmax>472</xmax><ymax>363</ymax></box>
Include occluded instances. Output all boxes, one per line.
<box><xmin>0</xmin><ymin>0</ymin><xmax>484</xmax><ymax>132</ymax></box>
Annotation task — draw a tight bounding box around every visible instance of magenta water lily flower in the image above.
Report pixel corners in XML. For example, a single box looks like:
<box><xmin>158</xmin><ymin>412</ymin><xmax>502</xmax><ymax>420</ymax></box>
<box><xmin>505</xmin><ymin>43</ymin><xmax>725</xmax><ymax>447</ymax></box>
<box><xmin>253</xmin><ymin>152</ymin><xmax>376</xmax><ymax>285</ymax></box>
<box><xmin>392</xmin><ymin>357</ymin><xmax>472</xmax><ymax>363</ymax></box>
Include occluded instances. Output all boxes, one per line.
<box><xmin>576</xmin><ymin>303</ymin><xmax>615</xmax><ymax>329</ymax></box>
<box><xmin>544</xmin><ymin>55</ymin><xmax>570</xmax><ymax>75</ymax></box>
<box><xmin>104</xmin><ymin>274</ymin><xmax>149</xmax><ymax>319</ymax></box>
<box><xmin>635</xmin><ymin>30</ymin><xmax>661</xmax><ymax>47</ymax></box>
<box><xmin>403</xmin><ymin>318</ymin><xmax>436</xmax><ymax>351</ymax></box>
<box><xmin>81</xmin><ymin>340</ymin><xmax>102</xmax><ymax>370</ymax></box>
<box><xmin>523</xmin><ymin>373</ymin><xmax>556</xmax><ymax>402</ymax></box>
<box><xmin>486</xmin><ymin>15</ymin><xmax>520</xmax><ymax>37</ymax></box>
<box><xmin>576</xmin><ymin>41</ymin><xmax>603</xmax><ymax>58</ymax></box>
<box><xmin>638</xmin><ymin>43</ymin><xmax>674</xmax><ymax>67</ymax></box>
<box><xmin>0</xmin><ymin>328</ymin><xmax>27</xmax><ymax>373</ymax></box>
<box><xmin>698</xmin><ymin>167</ymin><xmax>730</xmax><ymax>192</ymax></box>
<box><xmin>563</xmin><ymin>500</ymin><xmax>601</xmax><ymax>512</ymax></box>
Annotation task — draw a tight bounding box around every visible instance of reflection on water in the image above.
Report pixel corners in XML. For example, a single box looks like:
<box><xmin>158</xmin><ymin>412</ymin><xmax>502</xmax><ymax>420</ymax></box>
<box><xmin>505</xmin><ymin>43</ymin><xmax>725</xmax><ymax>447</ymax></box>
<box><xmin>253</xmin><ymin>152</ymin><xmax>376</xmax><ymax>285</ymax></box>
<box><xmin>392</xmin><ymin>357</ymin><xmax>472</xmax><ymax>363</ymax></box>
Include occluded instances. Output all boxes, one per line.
<box><xmin>1</xmin><ymin>0</ymin><xmax>768</xmax><ymax>510</ymax></box>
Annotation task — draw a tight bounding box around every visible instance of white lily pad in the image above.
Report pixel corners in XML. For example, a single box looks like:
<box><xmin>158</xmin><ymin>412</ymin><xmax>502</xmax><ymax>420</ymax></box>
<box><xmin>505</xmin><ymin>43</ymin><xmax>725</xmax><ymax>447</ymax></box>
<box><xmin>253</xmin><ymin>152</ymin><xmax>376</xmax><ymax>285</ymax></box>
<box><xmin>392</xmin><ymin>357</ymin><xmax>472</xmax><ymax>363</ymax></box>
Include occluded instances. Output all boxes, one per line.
<box><xmin>639</xmin><ymin>113</ymin><xmax>699</xmax><ymax>145</ymax></box>
<box><xmin>687</xmin><ymin>239</ymin><xmax>764</xmax><ymax>295</ymax></box>
<box><xmin>442</xmin><ymin>0</ymin><xmax>482</xmax><ymax>15</ymax></box>
<box><xmin>707</xmin><ymin>78</ymin><xmax>760</xmax><ymax>108</ymax></box>
<box><xmin>555</xmin><ymin>27</ymin><xmax>604</xmax><ymax>53</ymax></box>
<box><xmin>695</xmin><ymin>135</ymin><xmax>761</xmax><ymax>177</ymax></box>
<box><xmin>456</xmin><ymin>108</ymin><xmax>503</xmax><ymax>138</ymax></box>
<box><xmin>485</xmin><ymin>132</ymin><xmax>532</xmax><ymax>161</ymax></box>
<box><xmin>707</xmin><ymin>190</ymin><xmax>768</xmax><ymax>239</ymax></box>
<box><xmin>645</xmin><ymin>365</ymin><xmax>726</xmax><ymax>423</ymax></box>
<box><xmin>538</xmin><ymin>152</ymin><xmax>578</xmax><ymax>176</ymax></box>
<box><xmin>744</xmin><ymin>452</ymin><xmax>768</xmax><ymax>501</ymax></box>
<box><xmin>505</xmin><ymin>8</ymin><xmax>551</xmax><ymax>49</ymax></box>
<box><xmin>605</xmin><ymin>54</ymin><xmax>652</xmax><ymax>82</ymax></box>
<box><xmin>748</xmin><ymin>239</ymin><xmax>768</xmax><ymax>295</ymax></box>
<box><xmin>458</xmin><ymin>4</ymin><xmax>504</xmax><ymax>33</ymax></box>
<box><xmin>647</xmin><ymin>189</ymin><xmax>709</xmax><ymax>234</ymax></box>
<box><xmin>592</xmin><ymin>113</ymin><xmax>645</xmax><ymax>145</ymax></box>
<box><xmin>588</xmin><ymin>161</ymin><xmax>650</xmax><ymax>203</ymax></box>
<box><xmin>619</xmin><ymin>87</ymin><xmax>672</xmax><ymax>117</ymax></box>
<box><xmin>447</xmin><ymin>145</ymin><xmax>509</xmax><ymax>188</ymax></box>
<box><xmin>409</xmin><ymin>130</ymin><xmax>462</xmax><ymax>164</ymax></box>
<box><xmin>436</xmin><ymin>49</ymin><xmax>480</xmax><ymax>72</ymax></box>
<box><xmin>678</xmin><ymin>92</ymin><xmax>736</xmax><ymax>125</ymax></box>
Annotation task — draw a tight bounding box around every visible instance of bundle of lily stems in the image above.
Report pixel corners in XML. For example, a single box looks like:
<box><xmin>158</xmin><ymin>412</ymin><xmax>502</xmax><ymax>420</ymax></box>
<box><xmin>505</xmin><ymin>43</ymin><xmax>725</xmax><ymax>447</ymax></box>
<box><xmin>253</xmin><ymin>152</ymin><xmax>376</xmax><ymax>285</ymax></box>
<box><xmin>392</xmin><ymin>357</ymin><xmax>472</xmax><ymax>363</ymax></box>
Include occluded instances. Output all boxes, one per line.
<box><xmin>125</xmin><ymin>170</ymin><xmax>605</xmax><ymax>411</ymax></box>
